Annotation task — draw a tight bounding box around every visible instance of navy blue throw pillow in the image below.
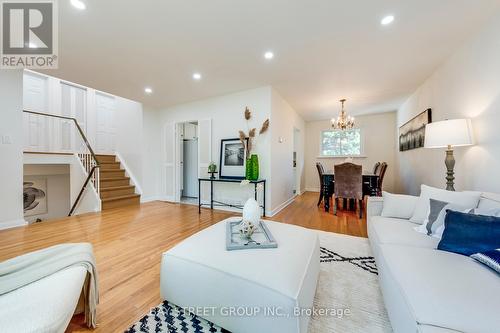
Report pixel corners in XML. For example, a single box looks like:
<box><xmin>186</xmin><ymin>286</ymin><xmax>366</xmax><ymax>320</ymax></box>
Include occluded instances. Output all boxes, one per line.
<box><xmin>437</xmin><ymin>210</ymin><xmax>500</xmax><ymax>256</ymax></box>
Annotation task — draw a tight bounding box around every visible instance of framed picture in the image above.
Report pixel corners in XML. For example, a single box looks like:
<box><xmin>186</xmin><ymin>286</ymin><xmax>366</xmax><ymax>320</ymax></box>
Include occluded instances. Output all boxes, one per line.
<box><xmin>219</xmin><ymin>138</ymin><xmax>248</xmax><ymax>179</ymax></box>
<box><xmin>399</xmin><ymin>108</ymin><xmax>432</xmax><ymax>151</ymax></box>
<box><xmin>23</xmin><ymin>178</ymin><xmax>48</xmax><ymax>217</ymax></box>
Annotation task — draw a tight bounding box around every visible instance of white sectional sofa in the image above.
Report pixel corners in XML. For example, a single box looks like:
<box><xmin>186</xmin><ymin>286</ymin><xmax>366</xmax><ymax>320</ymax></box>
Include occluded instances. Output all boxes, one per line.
<box><xmin>0</xmin><ymin>266</ymin><xmax>87</xmax><ymax>333</ymax></box>
<box><xmin>367</xmin><ymin>192</ymin><xmax>500</xmax><ymax>333</ymax></box>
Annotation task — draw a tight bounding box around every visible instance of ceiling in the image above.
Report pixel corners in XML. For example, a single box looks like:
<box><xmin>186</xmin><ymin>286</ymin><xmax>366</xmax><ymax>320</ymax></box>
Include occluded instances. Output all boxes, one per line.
<box><xmin>43</xmin><ymin>0</ymin><xmax>500</xmax><ymax>121</ymax></box>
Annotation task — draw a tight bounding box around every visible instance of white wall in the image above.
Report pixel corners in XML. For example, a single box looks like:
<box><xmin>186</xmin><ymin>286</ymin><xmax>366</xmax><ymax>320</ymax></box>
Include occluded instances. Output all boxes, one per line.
<box><xmin>144</xmin><ymin>87</ymin><xmax>273</xmax><ymax>213</ymax></box>
<box><xmin>396</xmin><ymin>13</ymin><xmax>500</xmax><ymax>195</ymax></box>
<box><xmin>115</xmin><ymin>96</ymin><xmax>144</xmax><ymax>193</ymax></box>
<box><xmin>305</xmin><ymin>112</ymin><xmax>397</xmax><ymax>192</ymax></box>
<box><xmin>270</xmin><ymin>88</ymin><xmax>306</xmax><ymax>214</ymax></box>
<box><xmin>0</xmin><ymin>70</ymin><xmax>25</xmax><ymax>229</ymax></box>
<box><xmin>142</xmin><ymin>108</ymin><xmax>162</xmax><ymax>202</ymax></box>
<box><xmin>23</xmin><ymin>164</ymin><xmax>70</xmax><ymax>223</ymax></box>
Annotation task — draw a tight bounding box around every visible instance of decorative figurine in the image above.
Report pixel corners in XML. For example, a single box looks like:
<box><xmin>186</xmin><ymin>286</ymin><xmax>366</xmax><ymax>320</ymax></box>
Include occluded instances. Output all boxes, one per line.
<box><xmin>208</xmin><ymin>162</ymin><xmax>217</xmax><ymax>179</ymax></box>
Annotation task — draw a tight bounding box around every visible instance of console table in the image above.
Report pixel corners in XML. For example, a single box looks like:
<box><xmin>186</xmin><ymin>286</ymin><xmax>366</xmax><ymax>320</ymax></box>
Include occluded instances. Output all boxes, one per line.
<box><xmin>198</xmin><ymin>178</ymin><xmax>266</xmax><ymax>216</ymax></box>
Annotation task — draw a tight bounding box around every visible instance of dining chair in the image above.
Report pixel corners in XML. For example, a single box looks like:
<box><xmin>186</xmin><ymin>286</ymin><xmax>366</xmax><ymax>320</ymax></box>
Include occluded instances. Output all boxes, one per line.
<box><xmin>333</xmin><ymin>162</ymin><xmax>363</xmax><ymax>218</ymax></box>
<box><xmin>316</xmin><ymin>162</ymin><xmax>325</xmax><ymax>206</ymax></box>
<box><xmin>376</xmin><ymin>162</ymin><xmax>388</xmax><ymax>196</ymax></box>
<box><xmin>372</xmin><ymin>162</ymin><xmax>381</xmax><ymax>175</ymax></box>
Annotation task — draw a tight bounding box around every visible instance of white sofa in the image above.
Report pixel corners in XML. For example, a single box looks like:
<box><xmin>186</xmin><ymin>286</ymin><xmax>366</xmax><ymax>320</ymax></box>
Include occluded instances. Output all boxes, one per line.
<box><xmin>0</xmin><ymin>266</ymin><xmax>87</xmax><ymax>333</ymax></box>
<box><xmin>367</xmin><ymin>192</ymin><xmax>500</xmax><ymax>333</ymax></box>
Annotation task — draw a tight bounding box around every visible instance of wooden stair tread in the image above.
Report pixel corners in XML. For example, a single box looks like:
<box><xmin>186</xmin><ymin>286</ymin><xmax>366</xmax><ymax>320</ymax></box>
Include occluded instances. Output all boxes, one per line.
<box><xmin>99</xmin><ymin>162</ymin><xmax>120</xmax><ymax>165</ymax></box>
<box><xmin>101</xmin><ymin>169</ymin><xmax>124</xmax><ymax>173</ymax></box>
<box><xmin>101</xmin><ymin>194</ymin><xmax>140</xmax><ymax>202</ymax></box>
<box><xmin>101</xmin><ymin>176</ymin><xmax>130</xmax><ymax>181</ymax></box>
<box><xmin>100</xmin><ymin>185</ymin><xmax>135</xmax><ymax>191</ymax></box>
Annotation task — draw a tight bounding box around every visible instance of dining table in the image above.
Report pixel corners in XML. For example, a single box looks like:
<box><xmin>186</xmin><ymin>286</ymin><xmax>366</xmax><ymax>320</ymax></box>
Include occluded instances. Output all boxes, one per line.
<box><xmin>321</xmin><ymin>171</ymin><xmax>379</xmax><ymax>213</ymax></box>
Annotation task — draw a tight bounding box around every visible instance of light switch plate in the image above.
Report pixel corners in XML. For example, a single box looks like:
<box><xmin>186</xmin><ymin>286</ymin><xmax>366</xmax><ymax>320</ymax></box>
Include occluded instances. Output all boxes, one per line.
<box><xmin>2</xmin><ymin>135</ymin><xmax>12</xmax><ymax>144</ymax></box>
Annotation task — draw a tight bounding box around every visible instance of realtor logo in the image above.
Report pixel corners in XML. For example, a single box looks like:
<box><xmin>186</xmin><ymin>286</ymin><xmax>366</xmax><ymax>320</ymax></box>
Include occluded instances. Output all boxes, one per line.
<box><xmin>1</xmin><ymin>0</ymin><xmax>58</xmax><ymax>68</ymax></box>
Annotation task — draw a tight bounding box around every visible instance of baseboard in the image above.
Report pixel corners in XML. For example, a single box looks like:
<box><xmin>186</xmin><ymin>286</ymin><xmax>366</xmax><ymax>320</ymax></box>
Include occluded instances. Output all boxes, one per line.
<box><xmin>141</xmin><ymin>196</ymin><xmax>162</xmax><ymax>203</ymax></box>
<box><xmin>267</xmin><ymin>195</ymin><xmax>297</xmax><ymax>217</ymax></box>
<box><xmin>305</xmin><ymin>187</ymin><xmax>320</xmax><ymax>192</ymax></box>
<box><xmin>0</xmin><ymin>219</ymin><xmax>28</xmax><ymax>231</ymax></box>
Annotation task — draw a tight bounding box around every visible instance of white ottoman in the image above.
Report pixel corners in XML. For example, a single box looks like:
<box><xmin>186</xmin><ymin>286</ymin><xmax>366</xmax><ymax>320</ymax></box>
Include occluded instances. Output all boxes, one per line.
<box><xmin>160</xmin><ymin>218</ymin><xmax>320</xmax><ymax>333</ymax></box>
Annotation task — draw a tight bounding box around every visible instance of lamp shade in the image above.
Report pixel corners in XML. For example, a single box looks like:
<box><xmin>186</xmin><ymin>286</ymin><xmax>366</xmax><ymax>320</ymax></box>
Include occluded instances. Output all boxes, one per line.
<box><xmin>424</xmin><ymin>119</ymin><xmax>474</xmax><ymax>149</ymax></box>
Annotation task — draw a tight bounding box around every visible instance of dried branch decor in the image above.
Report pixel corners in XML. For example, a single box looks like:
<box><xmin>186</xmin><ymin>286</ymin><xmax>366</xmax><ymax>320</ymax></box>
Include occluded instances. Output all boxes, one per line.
<box><xmin>239</xmin><ymin>107</ymin><xmax>269</xmax><ymax>156</ymax></box>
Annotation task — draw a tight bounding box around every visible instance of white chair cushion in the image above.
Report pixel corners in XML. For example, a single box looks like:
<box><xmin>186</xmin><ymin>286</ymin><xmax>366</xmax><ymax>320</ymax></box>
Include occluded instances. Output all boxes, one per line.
<box><xmin>160</xmin><ymin>218</ymin><xmax>320</xmax><ymax>333</ymax></box>
<box><xmin>380</xmin><ymin>245</ymin><xmax>500</xmax><ymax>333</ymax></box>
<box><xmin>0</xmin><ymin>266</ymin><xmax>87</xmax><ymax>333</ymax></box>
<box><xmin>410</xmin><ymin>185</ymin><xmax>481</xmax><ymax>223</ymax></box>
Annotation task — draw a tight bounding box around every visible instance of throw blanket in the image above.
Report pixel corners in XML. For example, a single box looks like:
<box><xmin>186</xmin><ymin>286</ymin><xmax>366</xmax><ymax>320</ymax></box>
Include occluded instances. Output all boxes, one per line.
<box><xmin>0</xmin><ymin>243</ymin><xmax>99</xmax><ymax>328</ymax></box>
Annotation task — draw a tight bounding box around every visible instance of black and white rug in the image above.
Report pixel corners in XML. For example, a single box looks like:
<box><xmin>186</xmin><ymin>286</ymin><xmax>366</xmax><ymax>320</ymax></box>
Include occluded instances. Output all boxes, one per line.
<box><xmin>125</xmin><ymin>231</ymin><xmax>392</xmax><ymax>333</ymax></box>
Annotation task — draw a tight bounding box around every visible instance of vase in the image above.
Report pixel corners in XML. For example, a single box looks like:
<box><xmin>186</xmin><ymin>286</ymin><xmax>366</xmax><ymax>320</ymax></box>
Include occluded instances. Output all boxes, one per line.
<box><xmin>249</xmin><ymin>154</ymin><xmax>259</xmax><ymax>181</ymax></box>
<box><xmin>245</xmin><ymin>158</ymin><xmax>253</xmax><ymax>180</ymax></box>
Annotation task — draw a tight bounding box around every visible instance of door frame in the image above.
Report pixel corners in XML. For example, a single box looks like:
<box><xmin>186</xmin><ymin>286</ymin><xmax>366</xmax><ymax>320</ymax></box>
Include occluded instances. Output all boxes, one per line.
<box><xmin>293</xmin><ymin>127</ymin><xmax>302</xmax><ymax>196</ymax></box>
<box><xmin>174</xmin><ymin>120</ymin><xmax>200</xmax><ymax>203</ymax></box>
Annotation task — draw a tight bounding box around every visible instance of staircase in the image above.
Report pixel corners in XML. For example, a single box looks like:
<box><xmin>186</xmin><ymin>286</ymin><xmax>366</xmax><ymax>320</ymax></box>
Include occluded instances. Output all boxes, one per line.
<box><xmin>97</xmin><ymin>154</ymin><xmax>141</xmax><ymax>209</ymax></box>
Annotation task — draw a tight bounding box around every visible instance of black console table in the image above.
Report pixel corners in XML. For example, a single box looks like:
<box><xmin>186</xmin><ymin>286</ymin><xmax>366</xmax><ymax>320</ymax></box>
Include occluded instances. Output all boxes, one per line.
<box><xmin>198</xmin><ymin>178</ymin><xmax>266</xmax><ymax>216</ymax></box>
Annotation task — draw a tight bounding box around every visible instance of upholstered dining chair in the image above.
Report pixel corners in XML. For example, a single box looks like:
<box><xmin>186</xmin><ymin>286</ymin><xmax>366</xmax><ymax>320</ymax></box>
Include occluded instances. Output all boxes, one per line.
<box><xmin>316</xmin><ymin>162</ymin><xmax>325</xmax><ymax>206</ymax></box>
<box><xmin>334</xmin><ymin>162</ymin><xmax>363</xmax><ymax>218</ymax></box>
<box><xmin>376</xmin><ymin>162</ymin><xmax>388</xmax><ymax>196</ymax></box>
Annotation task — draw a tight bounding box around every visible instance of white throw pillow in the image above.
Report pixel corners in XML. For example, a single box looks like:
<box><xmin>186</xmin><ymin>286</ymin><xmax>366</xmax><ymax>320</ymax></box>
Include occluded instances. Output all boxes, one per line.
<box><xmin>416</xmin><ymin>204</ymin><xmax>500</xmax><ymax>239</ymax></box>
<box><xmin>409</xmin><ymin>185</ymin><xmax>481</xmax><ymax>224</ymax></box>
<box><xmin>381</xmin><ymin>191</ymin><xmax>419</xmax><ymax>219</ymax></box>
<box><xmin>414</xmin><ymin>199</ymin><xmax>473</xmax><ymax>238</ymax></box>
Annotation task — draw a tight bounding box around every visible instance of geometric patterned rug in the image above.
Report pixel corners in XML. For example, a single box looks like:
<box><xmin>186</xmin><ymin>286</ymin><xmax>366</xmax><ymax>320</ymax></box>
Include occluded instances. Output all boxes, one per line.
<box><xmin>320</xmin><ymin>247</ymin><xmax>378</xmax><ymax>275</ymax></box>
<box><xmin>124</xmin><ymin>300</ymin><xmax>230</xmax><ymax>333</ymax></box>
<box><xmin>125</xmin><ymin>230</ymin><xmax>392</xmax><ymax>333</ymax></box>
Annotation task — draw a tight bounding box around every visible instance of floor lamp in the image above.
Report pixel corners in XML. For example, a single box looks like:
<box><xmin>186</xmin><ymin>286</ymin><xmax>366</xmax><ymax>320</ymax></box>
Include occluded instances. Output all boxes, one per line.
<box><xmin>424</xmin><ymin>119</ymin><xmax>474</xmax><ymax>191</ymax></box>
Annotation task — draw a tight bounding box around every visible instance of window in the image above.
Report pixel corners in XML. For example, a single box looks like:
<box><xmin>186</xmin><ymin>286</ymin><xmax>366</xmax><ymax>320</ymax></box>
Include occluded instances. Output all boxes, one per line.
<box><xmin>320</xmin><ymin>129</ymin><xmax>362</xmax><ymax>157</ymax></box>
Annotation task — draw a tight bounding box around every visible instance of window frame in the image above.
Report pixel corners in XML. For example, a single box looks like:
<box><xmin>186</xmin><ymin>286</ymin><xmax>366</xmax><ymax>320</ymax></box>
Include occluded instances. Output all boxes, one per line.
<box><xmin>318</xmin><ymin>128</ymin><xmax>365</xmax><ymax>158</ymax></box>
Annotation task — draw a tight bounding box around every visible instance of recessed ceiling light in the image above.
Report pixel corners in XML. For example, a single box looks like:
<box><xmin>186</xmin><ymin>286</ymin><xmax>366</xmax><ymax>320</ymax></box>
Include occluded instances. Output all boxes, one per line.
<box><xmin>192</xmin><ymin>73</ymin><xmax>202</xmax><ymax>80</ymax></box>
<box><xmin>381</xmin><ymin>15</ymin><xmax>395</xmax><ymax>25</ymax></box>
<box><xmin>264</xmin><ymin>51</ymin><xmax>274</xmax><ymax>60</ymax></box>
<box><xmin>144</xmin><ymin>87</ymin><xmax>153</xmax><ymax>94</ymax></box>
<box><xmin>70</xmin><ymin>0</ymin><xmax>86</xmax><ymax>10</ymax></box>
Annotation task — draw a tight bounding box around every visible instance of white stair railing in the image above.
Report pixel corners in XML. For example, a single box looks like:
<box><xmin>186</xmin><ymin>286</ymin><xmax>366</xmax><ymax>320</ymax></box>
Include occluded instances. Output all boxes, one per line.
<box><xmin>23</xmin><ymin>110</ymin><xmax>100</xmax><ymax>215</ymax></box>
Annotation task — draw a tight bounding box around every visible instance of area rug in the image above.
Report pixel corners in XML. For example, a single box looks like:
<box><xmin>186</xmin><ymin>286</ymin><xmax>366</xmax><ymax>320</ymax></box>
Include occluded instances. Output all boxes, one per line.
<box><xmin>125</xmin><ymin>231</ymin><xmax>392</xmax><ymax>333</ymax></box>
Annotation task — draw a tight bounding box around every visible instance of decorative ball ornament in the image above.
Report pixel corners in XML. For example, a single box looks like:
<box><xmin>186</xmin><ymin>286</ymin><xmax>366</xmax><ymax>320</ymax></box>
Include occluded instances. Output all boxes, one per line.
<box><xmin>239</xmin><ymin>198</ymin><xmax>261</xmax><ymax>239</ymax></box>
<box><xmin>239</xmin><ymin>219</ymin><xmax>256</xmax><ymax>239</ymax></box>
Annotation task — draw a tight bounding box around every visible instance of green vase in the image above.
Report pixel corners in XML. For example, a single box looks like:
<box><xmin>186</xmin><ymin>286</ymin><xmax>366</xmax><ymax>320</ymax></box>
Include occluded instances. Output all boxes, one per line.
<box><xmin>245</xmin><ymin>158</ymin><xmax>253</xmax><ymax>180</ymax></box>
<box><xmin>249</xmin><ymin>154</ymin><xmax>259</xmax><ymax>181</ymax></box>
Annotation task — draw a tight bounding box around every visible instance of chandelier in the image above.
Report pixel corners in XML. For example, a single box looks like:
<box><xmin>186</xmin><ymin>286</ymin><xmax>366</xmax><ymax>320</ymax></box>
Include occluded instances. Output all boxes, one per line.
<box><xmin>331</xmin><ymin>99</ymin><xmax>355</xmax><ymax>130</ymax></box>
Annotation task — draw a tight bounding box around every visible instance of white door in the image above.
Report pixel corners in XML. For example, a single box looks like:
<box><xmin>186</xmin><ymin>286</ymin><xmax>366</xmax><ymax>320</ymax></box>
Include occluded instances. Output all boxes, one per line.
<box><xmin>163</xmin><ymin>122</ymin><xmax>176</xmax><ymax>202</ymax></box>
<box><xmin>197</xmin><ymin>119</ymin><xmax>212</xmax><ymax>202</ymax></box>
<box><xmin>23</xmin><ymin>72</ymin><xmax>48</xmax><ymax>152</ymax></box>
<box><xmin>95</xmin><ymin>93</ymin><xmax>116</xmax><ymax>154</ymax></box>
<box><xmin>183</xmin><ymin>140</ymin><xmax>199</xmax><ymax>198</ymax></box>
<box><xmin>60</xmin><ymin>83</ymin><xmax>87</xmax><ymax>152</ymax></box>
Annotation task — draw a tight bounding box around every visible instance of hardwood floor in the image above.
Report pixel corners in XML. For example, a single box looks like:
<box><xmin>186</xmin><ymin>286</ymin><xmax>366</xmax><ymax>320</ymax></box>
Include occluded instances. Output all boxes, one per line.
<box><xmin>0</xmin><ymin>191</ymin><xmax>366</xmax><ymax>333</ymax></box>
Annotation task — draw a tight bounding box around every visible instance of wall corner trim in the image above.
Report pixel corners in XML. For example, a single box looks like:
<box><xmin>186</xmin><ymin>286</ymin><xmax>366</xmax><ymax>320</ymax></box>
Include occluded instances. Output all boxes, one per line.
<box><xmin>267</xmin><ymin>195</ymin><xmax>297</xmax><ymax>217</ymax></box>
<box><xmin>0</xmin><ymin>219</ymin><xmax>28</xmax><ymax>231</ymax></box>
